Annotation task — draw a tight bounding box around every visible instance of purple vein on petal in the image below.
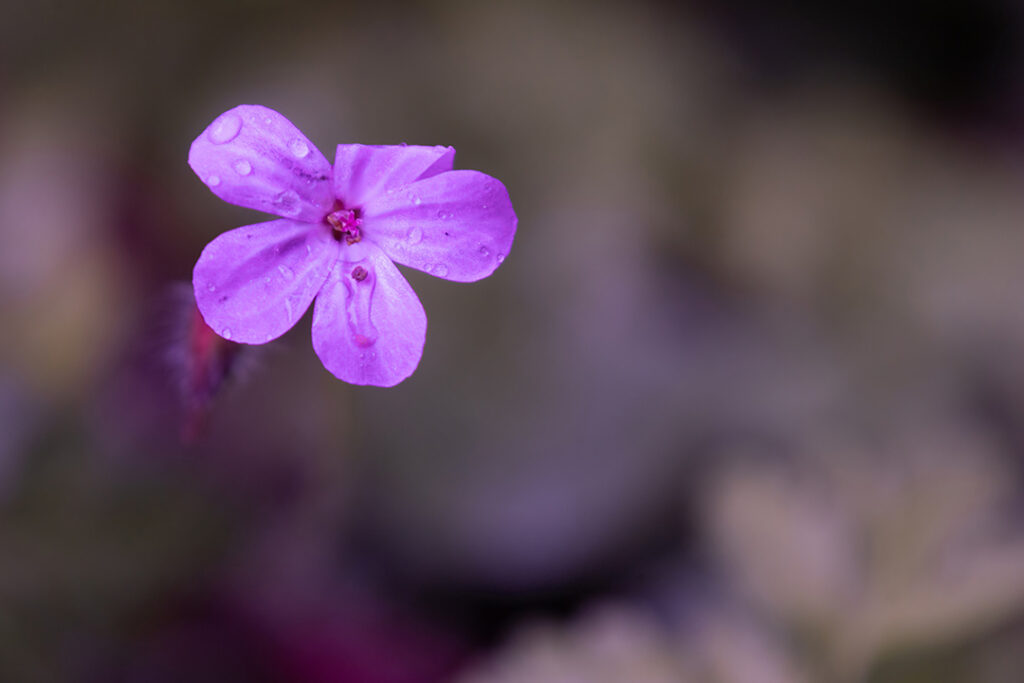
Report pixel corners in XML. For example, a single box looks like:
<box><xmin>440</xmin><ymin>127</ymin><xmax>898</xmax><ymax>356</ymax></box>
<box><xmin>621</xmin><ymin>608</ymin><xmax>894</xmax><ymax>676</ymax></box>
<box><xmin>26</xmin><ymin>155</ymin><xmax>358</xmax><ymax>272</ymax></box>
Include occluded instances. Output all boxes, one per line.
<box><xmin>188</xmin><ymin>105</ymin><xmax>335</xmax><ymax>222</ymax></box>
<box><xmin>332</xmin><ymin>144</ymin><xmax>455</xmax><ymax>209</ymax></box>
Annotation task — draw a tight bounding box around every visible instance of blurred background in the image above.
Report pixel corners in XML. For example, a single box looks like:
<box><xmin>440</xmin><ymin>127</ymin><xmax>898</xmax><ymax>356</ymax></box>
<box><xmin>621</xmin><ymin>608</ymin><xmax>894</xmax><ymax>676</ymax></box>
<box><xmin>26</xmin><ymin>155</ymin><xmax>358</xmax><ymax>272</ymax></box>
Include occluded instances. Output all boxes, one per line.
<box><xmin>4</xmin><ymin>0</ymin><xmax>1024</xmax><ymax>680</ymax></box>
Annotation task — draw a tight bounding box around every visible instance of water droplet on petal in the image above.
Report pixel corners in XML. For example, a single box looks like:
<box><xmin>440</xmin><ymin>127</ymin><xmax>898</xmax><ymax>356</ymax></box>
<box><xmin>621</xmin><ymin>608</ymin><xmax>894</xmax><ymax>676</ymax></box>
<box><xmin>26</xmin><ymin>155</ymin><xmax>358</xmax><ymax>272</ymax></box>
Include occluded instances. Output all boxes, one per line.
<box><xmin>434</xmin><ymin>264</ymin><xmax>449</xmax><ymax>277</ymax></box>
<box><xmin>406</xmin><ymin>226</ymin><xmax>423</xmax><ymax>245</ymax></box>
<box><xmin>422</xmin><ymin>263</ymin><xmax>434</xmax><ymax>273</ymax></box>
<box><xmin>288</xmin><ymin>138</ymin><xmax>310</xmax><ymax>158</ymax></box>
<box><xmin>343</xmin><ymin>270</ymin><xmax>379</xmax><ymax>348</ymax></box>
<box><xmin>207</xmin><ymin>175</ymin><xmax>221</xmax><ymax>187</ymax></box>
<box><xmin>413</xmin><ymin>196</ymin><xmax>422</xmax><ymax>206</ymax></box>
<box><xmin>305</xmin><ymin>244</ymin><xmax>312</xmax><ymax>255</ymax></box>
<box><xmin>233</xmin><ymin>159</ymin><xmax>252</xmax><ymax>176</ymax></box>
<box><xmin>221</xmin><ymin>328</ymin><xmax>232</xmax><ymax>340</ymax></box>
<box><xmin>284</xmin><ymin>299</ymin><xmax>293</xmax><ymax>322</ymax></box>
<box><xmin>273</xmin><ymin>190</ymin><xmax>301</xmax><ymax>217</ymax></box>
<box><xmin>497</xmin><ymin>253</ymin><xmax>506</xmax><ymax>263</ymax></box>
<box><xmin>277</xmin><ymin>264</ymin><xmax>294</xmax><ymax>280</ymax></box>
<box><xmin>479</xmin><ymin>246</ymin><xmax>490</xmax><ymax>257</ymax></box>
<box><xmin>207</xmin><ymin>283</ymin><xmax>217</xmax><ymax>292</ymax></box>
<box><xmin>208</xmin><ymin>113</ymin><xmax>242</xmax><ymax>144</ymax></box>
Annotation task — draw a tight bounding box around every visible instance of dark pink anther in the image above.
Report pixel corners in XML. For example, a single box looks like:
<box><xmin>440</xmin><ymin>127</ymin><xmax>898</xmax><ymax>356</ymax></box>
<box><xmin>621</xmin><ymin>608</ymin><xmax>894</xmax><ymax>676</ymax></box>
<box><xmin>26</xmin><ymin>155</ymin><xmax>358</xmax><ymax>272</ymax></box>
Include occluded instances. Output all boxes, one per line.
<box><xmin>326</xmin><ymin>207</ymin><xmax>363</xmax><ymax>244</ymax></box>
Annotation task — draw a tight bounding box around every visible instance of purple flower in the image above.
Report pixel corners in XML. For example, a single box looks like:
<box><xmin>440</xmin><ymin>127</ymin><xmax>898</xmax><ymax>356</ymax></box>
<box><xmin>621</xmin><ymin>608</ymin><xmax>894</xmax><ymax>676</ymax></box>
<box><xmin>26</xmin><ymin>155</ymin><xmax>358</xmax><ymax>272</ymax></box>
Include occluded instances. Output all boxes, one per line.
<box><xmin>188</xmin><ymin>105</ymin><xmax>517</xmax><ymax>387</ymax></box>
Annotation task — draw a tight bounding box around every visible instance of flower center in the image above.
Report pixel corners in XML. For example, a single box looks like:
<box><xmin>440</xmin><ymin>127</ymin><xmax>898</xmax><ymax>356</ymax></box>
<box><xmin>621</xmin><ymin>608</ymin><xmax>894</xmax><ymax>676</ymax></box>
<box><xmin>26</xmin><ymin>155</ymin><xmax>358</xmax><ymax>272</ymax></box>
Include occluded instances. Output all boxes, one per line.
<box><xmin>326</xmin><ymin>206</ymin><xmax>363</xmax><ymax>244</ymax></box>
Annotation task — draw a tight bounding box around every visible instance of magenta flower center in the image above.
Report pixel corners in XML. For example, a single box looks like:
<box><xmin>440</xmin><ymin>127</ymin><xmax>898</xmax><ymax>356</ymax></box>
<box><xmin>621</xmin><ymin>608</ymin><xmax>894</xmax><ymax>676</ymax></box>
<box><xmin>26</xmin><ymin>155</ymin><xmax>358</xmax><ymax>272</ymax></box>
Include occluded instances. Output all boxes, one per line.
<box><xmin>326</xmin><ymin>206</ymin><xmax>363</xmax><ymax>244</ymax></box>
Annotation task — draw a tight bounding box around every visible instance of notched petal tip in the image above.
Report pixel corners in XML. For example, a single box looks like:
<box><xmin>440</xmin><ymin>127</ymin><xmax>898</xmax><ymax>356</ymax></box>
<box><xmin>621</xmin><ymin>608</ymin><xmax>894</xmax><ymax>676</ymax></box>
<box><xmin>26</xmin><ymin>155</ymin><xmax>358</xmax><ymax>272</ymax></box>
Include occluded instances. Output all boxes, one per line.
<box><xmin>419</xmin><ymin>145</ymin><xmax>456</xmax><ymax>180</ymax></box>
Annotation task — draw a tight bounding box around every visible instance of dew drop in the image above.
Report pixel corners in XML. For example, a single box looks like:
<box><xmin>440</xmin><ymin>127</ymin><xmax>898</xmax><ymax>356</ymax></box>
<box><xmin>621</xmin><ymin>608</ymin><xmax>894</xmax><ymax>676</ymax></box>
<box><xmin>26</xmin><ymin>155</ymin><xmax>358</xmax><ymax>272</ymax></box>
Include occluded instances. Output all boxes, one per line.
<box><xmin>277</xmin><ymin>264</ymin><xmax>294</xmax><ymax>280</ymax></box>
<box><xmin>413</xmin><ymin>196</ymin><xmax>422</xmax><ymax>206</ymax></box>
<box><xmin>422</xmin><ymin>263</ymin><xmax>434</xmax><ymax>273</ymax></box>
<box><xmin>479</xmin><ymin>246</ymin><xmax>490</xmax><ymax>257</ymax></box>
<box><xmin>305</xmin><ymin>244</ymin><xmax>312</xmax><ymax>255</ymax></box>
<box><xmin>284</xmin><ymin>298</ymin><xmax>293</xmax><ymax>322</ymax></box>
<box><xmin>343</xmin><ymin>273</ymin><xmax>379</xmax><ymax>348</ymax></box>
<box><xmin>288</xmin><ymin>139</ymin><xmax>310</xmax><ymax>158</ymax></box>
<box><xmin>208</xmin><ymin>113</ymin><xmax>242</xmax><ymax>144</ymax></box>
<box><xmin>233</xmin><ymin>159</ymin><xmax>252</xmax><ymax>176</ymax></box>
<box><xmin>273</xmin><ymin>190</ymin><xmax>301</xmax><ymax>217</ymax></box>
<box><xmin>207</xmin><ymin>175</ymin><xmax>221</xmax><ymax>187</ymax></box>
<box><xmin>434</xmin><ymin>264</ymin><xmax>449</xmax><ymax>277</ymax></box>
<box><xmin>406</xmin><ymin>226</ymin><xmax>423</xmax><ymax>245</ymax></box>
<box><xmin>497</xmin><ymin>253</ymin><xmax>506</xmax><ymax>264</ymax></box>
<box><xmin>222</xmin><ymin>328</ymin><xmax>232</xmax><ymax>340</ymax></box>
<box><xmin>207</xmin><ymin>283</ymin><xmax>217</xmax><ymax>292</ymax></box>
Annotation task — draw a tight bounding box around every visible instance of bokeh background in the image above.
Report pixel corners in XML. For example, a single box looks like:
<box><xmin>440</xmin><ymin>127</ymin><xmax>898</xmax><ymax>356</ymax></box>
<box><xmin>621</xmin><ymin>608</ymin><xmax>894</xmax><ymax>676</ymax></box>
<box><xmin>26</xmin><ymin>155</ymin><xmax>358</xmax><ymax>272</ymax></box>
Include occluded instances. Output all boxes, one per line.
<box><xmin>4</xmin><ymin>0</ymin><xmax>1024</xmax><ymax>681</ymax></box>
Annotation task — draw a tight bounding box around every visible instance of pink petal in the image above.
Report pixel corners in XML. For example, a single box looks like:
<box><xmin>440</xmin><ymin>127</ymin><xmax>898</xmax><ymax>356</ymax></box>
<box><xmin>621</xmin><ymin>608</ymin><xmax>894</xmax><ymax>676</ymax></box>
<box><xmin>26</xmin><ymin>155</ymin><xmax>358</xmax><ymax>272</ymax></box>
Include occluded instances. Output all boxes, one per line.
<box><xmin>360</xmin><ymin>170</ymin><xmax>517</xmax><ymax>282</ymax></box>
<box><xmin>189</xmin><ymin>105</ymin><xmax>335</xmax><ymax>222</ymax></box>
<box><xmin>332</xmin><ymin>144</ymin><xmax>455</xmax><ymax>209</ymax></box>
<box><xmin>311</xmin><ymin>242</ymin><xmax>427</xmax><ymax>387</ymax></box>
<box><xmin>193</xmin><ymin>219</ymin><xmax>339</xmax><ymax>344</ymax></box>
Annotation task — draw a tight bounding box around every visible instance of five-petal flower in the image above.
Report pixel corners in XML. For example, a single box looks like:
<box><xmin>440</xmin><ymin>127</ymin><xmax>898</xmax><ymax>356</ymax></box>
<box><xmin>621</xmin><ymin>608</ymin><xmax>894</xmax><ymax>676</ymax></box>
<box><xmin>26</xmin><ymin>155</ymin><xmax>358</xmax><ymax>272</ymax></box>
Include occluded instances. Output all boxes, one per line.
<box><xmin>188</xmin><ymin>105</ymin><xmax>517</xmax><ymax>386</ymax></box>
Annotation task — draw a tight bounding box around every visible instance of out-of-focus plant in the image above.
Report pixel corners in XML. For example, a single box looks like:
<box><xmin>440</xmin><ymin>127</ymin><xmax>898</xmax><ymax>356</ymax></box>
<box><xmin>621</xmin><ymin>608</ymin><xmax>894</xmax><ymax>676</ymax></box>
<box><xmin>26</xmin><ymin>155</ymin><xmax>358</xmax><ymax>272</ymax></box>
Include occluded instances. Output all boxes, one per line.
<box><xmin>703</xmin><ymin>423</ymin><xmax>1024</xmax><ymax>682</ymax></box>
<box><xmin>454</xmin><ymin>602</ymin><xmax>809</xmax><ymax>683</ymax></box>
